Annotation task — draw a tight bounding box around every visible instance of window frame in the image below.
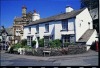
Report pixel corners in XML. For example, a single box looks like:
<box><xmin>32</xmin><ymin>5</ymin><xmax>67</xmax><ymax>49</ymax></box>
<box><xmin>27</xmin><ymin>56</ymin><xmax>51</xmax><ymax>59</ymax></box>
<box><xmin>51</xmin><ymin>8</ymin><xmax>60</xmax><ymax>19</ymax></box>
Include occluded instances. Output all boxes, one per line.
<box><xmin>62</xmin><ymin>20</ymin><xmax>68</xmax><ymax>31</ymax></box>
<box><xmin>36</xmin><ymin>25</ymin><xmax>39</xmax><ymax>33</ymax></box>
<box><xmin>45</xmin><ymin>23</ymin><xmax>49</xmax><ymax>32</ymax></box>
<box><xmin>29</xmin><ymin>27</ymin><xmax>31</xmax><ymax>34</ymax></box>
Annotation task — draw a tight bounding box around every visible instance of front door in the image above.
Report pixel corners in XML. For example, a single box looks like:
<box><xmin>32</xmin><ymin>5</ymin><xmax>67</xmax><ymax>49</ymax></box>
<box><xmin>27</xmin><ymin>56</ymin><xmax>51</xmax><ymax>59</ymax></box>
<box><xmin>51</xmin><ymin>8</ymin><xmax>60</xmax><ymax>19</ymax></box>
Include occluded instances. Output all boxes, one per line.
<box><xmin>44</xmin><ymin>36</ymin><xmax>50</xmax><ymax>47</ymax></box>
<box><xmin>62</xmin><ymin>35</ymin><xmax>70</xmax><ymax>47</ymax></box>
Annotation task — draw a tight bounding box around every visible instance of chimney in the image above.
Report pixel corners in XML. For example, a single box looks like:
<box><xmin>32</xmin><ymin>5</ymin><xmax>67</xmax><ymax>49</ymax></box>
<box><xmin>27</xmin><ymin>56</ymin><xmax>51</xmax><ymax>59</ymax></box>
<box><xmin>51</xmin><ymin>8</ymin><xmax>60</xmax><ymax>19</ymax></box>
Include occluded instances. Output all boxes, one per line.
<box><xmin>32</xmin><ymin>10</ymin><xmax>40</xmax><ymax>21</ymax></box>
<box><xmin>22</xmin><ymin>5</ymin><xmax>27</xmax><ymax>18</ymax></box>
<box><xmin>65</xmin><ymin>5</ymin><xmax>73</xmax><ymax>13</ymax></box>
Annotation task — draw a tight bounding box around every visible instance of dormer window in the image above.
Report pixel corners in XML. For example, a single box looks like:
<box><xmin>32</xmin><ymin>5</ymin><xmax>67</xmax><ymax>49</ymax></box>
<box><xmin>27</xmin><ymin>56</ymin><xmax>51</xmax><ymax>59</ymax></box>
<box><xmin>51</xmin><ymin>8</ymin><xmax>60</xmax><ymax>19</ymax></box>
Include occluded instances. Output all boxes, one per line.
<box><xmin>36</xmin><ymin>25</ymin><xmax>39</xmax><ymax>33</ymax></box>
<box><xmin>45</xmin><ymin>24</ymin><xmax>49</xmax><ymax>32</ymax></box>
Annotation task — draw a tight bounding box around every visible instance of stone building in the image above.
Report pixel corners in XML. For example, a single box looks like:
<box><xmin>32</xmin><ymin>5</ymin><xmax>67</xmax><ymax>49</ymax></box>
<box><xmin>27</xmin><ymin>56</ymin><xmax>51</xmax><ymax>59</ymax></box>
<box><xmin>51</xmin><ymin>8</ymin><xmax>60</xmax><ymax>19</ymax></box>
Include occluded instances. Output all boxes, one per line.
<box><xmin>13</xmin><ymin>5</ymin><xmax>40</xmax><ymax>43</ymax></box>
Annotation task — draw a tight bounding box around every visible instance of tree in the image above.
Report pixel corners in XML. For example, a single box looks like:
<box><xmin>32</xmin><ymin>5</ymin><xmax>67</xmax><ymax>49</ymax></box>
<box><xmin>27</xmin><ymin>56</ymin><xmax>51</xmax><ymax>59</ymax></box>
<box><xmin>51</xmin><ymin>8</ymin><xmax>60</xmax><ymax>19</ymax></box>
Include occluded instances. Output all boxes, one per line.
<box><xmin>80</xmin><ymin>0</ymin><xmax>98</xmax><ymax>10</ymax></box>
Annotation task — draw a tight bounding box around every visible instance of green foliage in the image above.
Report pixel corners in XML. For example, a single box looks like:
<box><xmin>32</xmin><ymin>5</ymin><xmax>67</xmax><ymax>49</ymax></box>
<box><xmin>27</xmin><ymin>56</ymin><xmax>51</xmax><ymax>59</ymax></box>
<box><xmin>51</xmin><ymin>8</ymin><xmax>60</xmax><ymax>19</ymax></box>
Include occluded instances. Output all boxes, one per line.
<box><xmin>49</xmin><ymin>39</ymin><xmax>61</xmax><ymax>48</ymax></box>
<box><xmin>38</xmin><ymin>38</ymin><xmax>44</xmax><ymax>47</ymax></box>
<box><xmin>80</xmin><ymin>0</ymin><xmax>98</xmax><ymax>10</ymax></box>
<box><xmin>64</xmin><ymin>42</ymin><xmax>77</xmax><ymax>47</ymax></box>
<box><xmin>21</xmin><ymin>39</ymin><xmax>27</xmax><ymax>47</ymax></box>
<box><xmin>12</xmin><ymin>43</ymin><xmax>22</xmax><ymax>50</ymax></box>
<box><xmin>23</xmin><ymin>45</ymin><xmax>32</xmax><ymax>49</ymax></box>
<box><xmin>64</xmin><ymin>42</ymin><xmax>70</xmax><ymax>47</ymax></box>
<box><xmin>49</xmin><ymin>40</ymin><xmax>56</xmax><ymax>48</ymax></box>
<box><xmin>31</xmin><ymin>41</ymin><xmax>36</xmax><ymax>48</ymax></box>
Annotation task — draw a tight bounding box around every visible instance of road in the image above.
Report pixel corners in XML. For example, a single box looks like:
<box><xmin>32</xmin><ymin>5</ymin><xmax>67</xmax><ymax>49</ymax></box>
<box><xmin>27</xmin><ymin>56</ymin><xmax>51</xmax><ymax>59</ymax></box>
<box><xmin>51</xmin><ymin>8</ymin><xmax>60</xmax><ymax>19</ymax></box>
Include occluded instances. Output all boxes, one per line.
<box><xmin>0</xmin><ymin>50</ymin><xmax>98</xmax><ymax>66</ymax></box>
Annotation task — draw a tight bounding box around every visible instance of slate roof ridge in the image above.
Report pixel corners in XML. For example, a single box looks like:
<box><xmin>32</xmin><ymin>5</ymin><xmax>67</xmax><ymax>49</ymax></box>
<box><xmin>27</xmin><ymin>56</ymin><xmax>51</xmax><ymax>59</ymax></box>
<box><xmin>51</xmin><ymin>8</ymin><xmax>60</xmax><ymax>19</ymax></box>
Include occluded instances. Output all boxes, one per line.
<box><xmin>25</xmin><ymin>8</ymin><xmax>86</xmax><ymax>27</ymax></box>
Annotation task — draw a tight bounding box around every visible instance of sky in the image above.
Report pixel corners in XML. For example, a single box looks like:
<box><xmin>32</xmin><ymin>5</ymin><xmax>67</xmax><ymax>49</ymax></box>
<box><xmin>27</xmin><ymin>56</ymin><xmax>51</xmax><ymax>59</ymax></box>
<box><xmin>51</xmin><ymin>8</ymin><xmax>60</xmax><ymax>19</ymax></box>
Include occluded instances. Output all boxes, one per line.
<box><xmin>1</xmin><ymin>0</ymin><xmax>81</xmax><ymax>28</ymax></box>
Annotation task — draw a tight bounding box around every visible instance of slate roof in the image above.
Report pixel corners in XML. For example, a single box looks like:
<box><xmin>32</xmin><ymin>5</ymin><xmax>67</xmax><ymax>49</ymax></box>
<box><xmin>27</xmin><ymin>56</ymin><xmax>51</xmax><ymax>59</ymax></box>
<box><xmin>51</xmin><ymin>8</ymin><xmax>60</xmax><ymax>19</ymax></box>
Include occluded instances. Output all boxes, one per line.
<box><xmin>5</xmin><ymin>28</ymin><xmax>14</xmax><ymax>36</ymax></box>
<box><xmin>25</xmin><ymin>8</ymin><xmax>86</xmax><ymax>27</ymax></box>
<box><xmin>78</xmin><ymin>29</ymin><xmax>95</xmax><ymax>43</ymax></box>
<box><xmin>0</xmin><ymin>27</ymin><xmax>14</xmax><ymax>36</ymax></box>
<box><xmin>89</xmin><ymin>8</ymin><xmax>98</xmax><ymax>20</ymax></box>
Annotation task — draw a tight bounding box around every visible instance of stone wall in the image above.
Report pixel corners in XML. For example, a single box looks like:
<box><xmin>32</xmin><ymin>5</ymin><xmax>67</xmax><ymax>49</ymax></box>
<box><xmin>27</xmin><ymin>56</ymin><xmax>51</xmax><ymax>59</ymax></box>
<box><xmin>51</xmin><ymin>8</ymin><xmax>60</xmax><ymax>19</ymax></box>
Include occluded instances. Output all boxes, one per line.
<box><xmin>33</xmin><ymin>45</ymin><xmax>87</xmax><ymax>56</ymax></box>
<box><xmin>67</xmin><ymin>45</ymin><xmax>87</xmax><ymax>55</ymax></box>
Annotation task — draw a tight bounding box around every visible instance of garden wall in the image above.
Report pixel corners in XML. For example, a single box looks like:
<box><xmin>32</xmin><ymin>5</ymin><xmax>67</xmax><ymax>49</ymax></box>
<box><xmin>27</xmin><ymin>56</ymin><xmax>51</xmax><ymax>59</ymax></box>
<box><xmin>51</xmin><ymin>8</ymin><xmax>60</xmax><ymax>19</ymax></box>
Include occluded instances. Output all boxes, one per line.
<box><xmin>67</xmin><ymin>45</ymin><xmax>87</xmax><ymax>54</ymax></box>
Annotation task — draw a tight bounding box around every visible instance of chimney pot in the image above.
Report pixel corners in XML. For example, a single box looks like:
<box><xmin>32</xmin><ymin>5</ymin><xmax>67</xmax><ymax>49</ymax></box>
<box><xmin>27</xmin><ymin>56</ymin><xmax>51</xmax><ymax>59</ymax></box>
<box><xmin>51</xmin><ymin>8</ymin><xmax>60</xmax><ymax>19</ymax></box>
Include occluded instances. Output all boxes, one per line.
<box><xmin>65</xmin><ymin>5</ymin><xmax>73</xmax><ymax>13</ymax></box>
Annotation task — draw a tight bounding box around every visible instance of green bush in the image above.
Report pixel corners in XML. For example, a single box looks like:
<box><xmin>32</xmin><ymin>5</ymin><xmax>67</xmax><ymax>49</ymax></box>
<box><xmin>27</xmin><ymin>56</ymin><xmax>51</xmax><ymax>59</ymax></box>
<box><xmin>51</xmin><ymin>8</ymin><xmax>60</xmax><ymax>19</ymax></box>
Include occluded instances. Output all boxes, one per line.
<box><xmin>21</xmin><ymin>39</ymin><xmax>27</xmax><ymax>47</ymax></box>
<box><xmin>49</xmin><ymin>39</ymin><xmax>61</xmax><ymax>48</ymax></box>
<box><xmin>38</xmin><ymin>38</ymin><xmax>44</xmax><ymax>47</ymax></box>
<box><xmin>49</xmin><ymin>40</ymin><xmax>56</xmax><ymax>48</ymax></box>
<box><xmin>31</xmin><ymin>41</ymin><xmax>36</xmax><ymax>48</ymax></box>
<box><xmin>12</xmin><ymin>43</ymin><xmax>22</xmax><ymax>50</ymax></box>
<box><xmin>64</xmin><ymin>42</ymin><xmax>70</xmax><ymax>47</ymax></box>
<box><xmin>23</xmin><ymin>45</ymin><xmax>32</xmax><ymax>49</ymax></box>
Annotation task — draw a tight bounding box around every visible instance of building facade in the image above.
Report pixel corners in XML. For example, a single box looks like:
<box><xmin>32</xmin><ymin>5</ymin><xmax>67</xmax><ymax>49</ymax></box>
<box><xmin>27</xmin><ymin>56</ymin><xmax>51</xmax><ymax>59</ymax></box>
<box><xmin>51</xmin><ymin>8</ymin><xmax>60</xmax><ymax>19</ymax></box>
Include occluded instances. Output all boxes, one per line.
<box><xmin>13</xmin><ymin>6</ymin><xmax>38</xmax><ymax>43</ymax></box>
<box><xmin>0</xmin><ymin>26</ymin><xmax>14</xmax><ymax>50</ymax></box>
<box><xmin>22</xmin><ymin>6</ymin><xmax>98</xmax><ymax>50</ymax></box>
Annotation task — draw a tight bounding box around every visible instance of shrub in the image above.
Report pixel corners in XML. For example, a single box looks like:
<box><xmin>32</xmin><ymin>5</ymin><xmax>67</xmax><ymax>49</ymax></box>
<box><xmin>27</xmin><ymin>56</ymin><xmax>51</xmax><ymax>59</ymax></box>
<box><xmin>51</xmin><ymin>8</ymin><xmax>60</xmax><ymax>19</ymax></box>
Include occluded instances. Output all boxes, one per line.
<box><xmin>21</xmin><ymin>39</ymin><xmax>27</xmax><ymax>47</ymax></box>
<box><xmin>13</xmin><ymin>43</ymin><xmax>22</xmax><ymax>49</ymax></box>
<box><xmin>64</xmin><ymin>42</ymin><xmax>70</xmax><ymax>47</ymax></box>
<box><xmin>31</xmin><ymin>41</ymin><xmax>36</xmax><ymax>48</ymax></box>
<box><xmin>49</xmin><ymin>40</ymin><xmax>56</xmax><ymax>48</ymax></box>
<box><xmin>38</xmin><ymin>38</ymin><xmax>44</xmax><ymax>47</ymax></box>
<box><xmin>49</xmin><ymin>39</ymin><xmax>61</xmax><ymax>48</ymax></box>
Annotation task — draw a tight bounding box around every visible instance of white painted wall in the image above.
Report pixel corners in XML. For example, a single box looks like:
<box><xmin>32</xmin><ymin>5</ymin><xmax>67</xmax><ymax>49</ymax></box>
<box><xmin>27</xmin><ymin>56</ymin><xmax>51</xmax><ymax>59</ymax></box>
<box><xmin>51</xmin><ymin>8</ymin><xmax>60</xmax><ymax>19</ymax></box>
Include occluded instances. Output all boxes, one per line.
<box><xmin>54</xmin><ymin>21</ymin><xmax>62</xmax><ymax>39</ymax></box>
<box><xmin>75</xmin><ymin>8</ymin><xmax>93</xmax><ymax>41</ymax></box>
<box><xmin>86</xmin><ymin>30</ymin><xmax>98</xmax><ymax>45</ymax></box>
<box><xmin>23</xmin><ymin>8</ymin><xmax>94</xmax><ymax>48</ymax></box>
<box><xmin>68</xmin><ymin>18</ymin><xmax>75</xmax><ymax>31</ymax></box>
<box><xmin>23</xmin><ymin>21</ymin><xmax>56</xmax><ymax>48</ymax></box>
<box><xmin>22</xmin><ymin>27</ymin><xmax>29</xmax><ymax>39</ymax></box>
<box><xmin>23</xmin><ymin>18</ymin><xmax>76</xmax><ymax>48</ymax></box>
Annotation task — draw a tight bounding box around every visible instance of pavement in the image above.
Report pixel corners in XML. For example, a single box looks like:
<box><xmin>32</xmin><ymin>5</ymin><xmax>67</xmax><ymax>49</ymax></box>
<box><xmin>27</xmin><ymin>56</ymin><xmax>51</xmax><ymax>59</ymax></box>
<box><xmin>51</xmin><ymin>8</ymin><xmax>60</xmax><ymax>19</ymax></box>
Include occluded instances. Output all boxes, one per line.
<box><xmin>0</xmin><ymin>50</ymin><xmax>99</xmax><ymax>66</ymax></box>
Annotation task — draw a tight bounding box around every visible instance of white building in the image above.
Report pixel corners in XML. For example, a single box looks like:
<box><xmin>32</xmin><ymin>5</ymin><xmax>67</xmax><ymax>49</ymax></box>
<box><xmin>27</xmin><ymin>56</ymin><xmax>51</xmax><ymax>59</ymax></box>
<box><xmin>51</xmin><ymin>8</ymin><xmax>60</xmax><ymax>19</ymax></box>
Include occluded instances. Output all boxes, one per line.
<box><xmin>22</xmin><ymin>6</ymin><xmax>98</xmax><ymax>50</ymax></box>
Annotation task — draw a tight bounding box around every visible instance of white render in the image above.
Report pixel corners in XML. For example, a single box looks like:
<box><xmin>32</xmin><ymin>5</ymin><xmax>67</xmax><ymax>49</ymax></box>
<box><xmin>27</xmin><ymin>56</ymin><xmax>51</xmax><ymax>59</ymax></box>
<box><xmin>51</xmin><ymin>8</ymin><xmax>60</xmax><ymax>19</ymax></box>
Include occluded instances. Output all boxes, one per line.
<box><xmin>75</xmin><ymin>8</ymin><xmax>93</xmax><ymax>42</ymax></box>
<box><xmin>22</xmin><ymin>8</ymin><xmax>98</xmax><ymax>49</ymax></box>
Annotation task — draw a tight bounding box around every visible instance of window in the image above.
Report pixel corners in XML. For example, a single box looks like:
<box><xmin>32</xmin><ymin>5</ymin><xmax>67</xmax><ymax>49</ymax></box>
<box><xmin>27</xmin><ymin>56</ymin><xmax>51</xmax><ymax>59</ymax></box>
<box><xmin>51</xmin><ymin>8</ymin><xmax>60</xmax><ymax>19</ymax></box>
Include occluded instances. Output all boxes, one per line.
<box><xmin>36</xmin><ymin>25</ymin><xmax>39</xmax><ymax>33</ymax></box>
<box><xmin>62</xmin><ymin>35</ymin><xmax>70</xmax><ymax>43</ymax></box>
<box><xmin>45</xmin><ymin>24</ymin><xmax>49</xmax><ymax>32</ymax></box>
<box><xmin>62</xmin><ymin>20</ymin><xmax>68</xmax><ymax>30</ymax></box>
<box><xmin>27</xmin><ymin>36</ymin><xmax>33</xmax><ymax>46</ymax></box>
<box><xmin>44</xmin><ymin>36</ymin><xmax>49</xmax><ymax>47</ymax></box>
<box><xmin>29</xmin><ymin>27</ymin><xmax>31</xmax><ymax>34</ymax></box>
